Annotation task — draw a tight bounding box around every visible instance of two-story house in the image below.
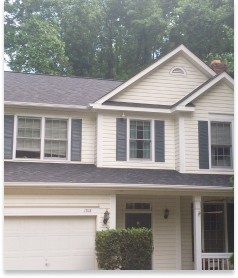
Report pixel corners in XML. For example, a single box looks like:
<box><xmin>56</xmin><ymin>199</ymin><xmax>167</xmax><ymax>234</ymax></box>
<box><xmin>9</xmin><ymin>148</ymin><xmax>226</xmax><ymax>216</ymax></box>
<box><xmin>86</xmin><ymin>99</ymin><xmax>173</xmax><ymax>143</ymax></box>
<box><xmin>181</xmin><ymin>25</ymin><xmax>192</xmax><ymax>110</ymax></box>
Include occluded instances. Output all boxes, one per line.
<box><xmin>4</xmin><ymin>45</ymin><xmax>234</xmax><ymax>271</ymax></box>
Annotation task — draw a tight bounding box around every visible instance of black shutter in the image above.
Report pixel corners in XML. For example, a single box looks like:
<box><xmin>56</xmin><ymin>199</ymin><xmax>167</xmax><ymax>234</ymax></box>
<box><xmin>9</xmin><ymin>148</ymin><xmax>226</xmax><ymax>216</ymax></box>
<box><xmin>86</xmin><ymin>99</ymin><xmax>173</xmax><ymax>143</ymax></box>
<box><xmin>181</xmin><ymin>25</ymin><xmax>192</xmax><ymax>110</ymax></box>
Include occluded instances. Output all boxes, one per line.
<box><xmin>71</xmin><ymin>119</ymin><xmax>82</xmax><ymax>161</ymax></box>
<box><xmin>4</xmin><ymin>115</ymin><xmax>14</xmax><ymax>159</ymax></box>
<box><xmin>198</xmin><ymin>121</ymin><xmax>209</xmax><ymax>169</ymax></box>
<box><xmin>154</xmin><ymin>120</ymin><xmax>165</xmax><ymax>162</ymax></box>
<box><xmin>116</xmin><ymin>118</ymin><xmax>127</xmax><ymax>161</ymax></box>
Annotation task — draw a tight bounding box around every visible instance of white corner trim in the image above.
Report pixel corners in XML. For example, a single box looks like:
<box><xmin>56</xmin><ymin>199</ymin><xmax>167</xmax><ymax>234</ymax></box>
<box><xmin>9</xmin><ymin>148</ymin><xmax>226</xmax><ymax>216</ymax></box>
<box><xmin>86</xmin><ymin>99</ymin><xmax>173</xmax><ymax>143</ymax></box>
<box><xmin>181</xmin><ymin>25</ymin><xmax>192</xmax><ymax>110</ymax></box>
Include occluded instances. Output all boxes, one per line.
<box><xmin>96</xmin><ymin>114</ymin><xmax>103</xmax><ymax>167</ymax></box>
<box><xmin>110</xmin><ymin>195</ymin><xmax>117</xmax><ymax>229</ymax></box>
<box><xmin>179</xmin><ymin>116</ymin><xmax>185</xmax><ymax>173</ymax></box>
<box><xmin>94</xmin><ymin>44</ymin><xmax>215</xmax><ymax>105</ymax></box>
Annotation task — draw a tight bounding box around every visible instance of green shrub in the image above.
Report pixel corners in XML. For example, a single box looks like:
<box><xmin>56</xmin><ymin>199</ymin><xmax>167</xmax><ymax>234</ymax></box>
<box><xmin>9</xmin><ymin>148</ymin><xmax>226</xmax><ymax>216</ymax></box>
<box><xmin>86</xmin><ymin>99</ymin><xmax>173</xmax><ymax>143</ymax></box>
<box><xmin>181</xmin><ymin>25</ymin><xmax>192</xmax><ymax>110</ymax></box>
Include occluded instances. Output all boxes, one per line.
<box><xmin>95</xmin><ymin>229</ymin><xmax>121</xmax><ymax>270</ymax></box>
<box><xmin>95</xmin><ymin>228</ymin><xmax>153</xmax><ymax>270</ymax></box>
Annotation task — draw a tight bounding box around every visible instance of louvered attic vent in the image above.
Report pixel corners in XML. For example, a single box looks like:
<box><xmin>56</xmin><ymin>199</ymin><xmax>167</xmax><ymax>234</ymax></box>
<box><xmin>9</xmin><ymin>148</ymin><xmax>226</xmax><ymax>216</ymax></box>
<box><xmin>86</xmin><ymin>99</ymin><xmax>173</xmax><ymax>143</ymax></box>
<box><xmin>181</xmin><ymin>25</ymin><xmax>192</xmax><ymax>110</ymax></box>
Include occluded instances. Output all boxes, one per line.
<box><xmin>170</xmin><ymin>66</ymin><xmax>186</xmax><ymax>76</ymax></box>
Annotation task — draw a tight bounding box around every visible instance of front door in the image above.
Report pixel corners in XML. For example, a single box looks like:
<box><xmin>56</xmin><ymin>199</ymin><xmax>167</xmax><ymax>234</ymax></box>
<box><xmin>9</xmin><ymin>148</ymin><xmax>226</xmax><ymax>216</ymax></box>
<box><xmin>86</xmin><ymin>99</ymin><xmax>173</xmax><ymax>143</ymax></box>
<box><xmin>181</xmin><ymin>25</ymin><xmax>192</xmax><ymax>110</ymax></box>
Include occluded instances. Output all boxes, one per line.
<box><xmin>125</xmin><ymin>213</ymin><xmax>152</xmax><ymax>269</ymax></box>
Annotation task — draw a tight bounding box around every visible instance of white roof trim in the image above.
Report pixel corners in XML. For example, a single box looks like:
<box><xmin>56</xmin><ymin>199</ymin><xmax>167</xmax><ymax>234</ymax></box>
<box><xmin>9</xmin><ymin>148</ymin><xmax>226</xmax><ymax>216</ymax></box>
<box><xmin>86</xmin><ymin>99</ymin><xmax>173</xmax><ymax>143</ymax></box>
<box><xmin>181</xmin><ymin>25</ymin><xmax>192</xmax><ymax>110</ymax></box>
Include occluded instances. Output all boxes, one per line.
<box><xmin>90</xmin><ymin>103</ymin><xmax>195</xmax><ymax>113</ymax></box>
<box><xmin>94</xmin><ymin>44</ymin><xmax>216</xmax><ymax>104</ymax></box>
<box><xmin>4</xmin><ymin>182</ymin><xmax>233</xmax><ymax>192</ymax></box>
<box><xmin>4</xmin><ymin>101</ymin><xmax>88</xmax><ymax>110</ymax></box>
<box><xmin>175</xmin><ymin>72</ymin><xmax>234</xmax><ymax>108</ymax></box>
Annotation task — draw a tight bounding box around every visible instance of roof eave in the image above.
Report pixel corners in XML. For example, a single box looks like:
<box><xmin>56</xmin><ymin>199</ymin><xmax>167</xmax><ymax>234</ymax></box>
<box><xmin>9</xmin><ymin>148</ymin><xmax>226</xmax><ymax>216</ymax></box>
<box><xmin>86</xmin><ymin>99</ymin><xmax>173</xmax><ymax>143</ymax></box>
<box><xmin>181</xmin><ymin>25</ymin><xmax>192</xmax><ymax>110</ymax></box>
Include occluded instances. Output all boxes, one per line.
<box><xmin>4</xmin><ymin>101</ymin><xmax>88</xmax><ymax>110</ymax></box>
<box><xmin>4</xmin><ymin>182</ymin><xmax>233</xmax><ymax>193</ymax></box>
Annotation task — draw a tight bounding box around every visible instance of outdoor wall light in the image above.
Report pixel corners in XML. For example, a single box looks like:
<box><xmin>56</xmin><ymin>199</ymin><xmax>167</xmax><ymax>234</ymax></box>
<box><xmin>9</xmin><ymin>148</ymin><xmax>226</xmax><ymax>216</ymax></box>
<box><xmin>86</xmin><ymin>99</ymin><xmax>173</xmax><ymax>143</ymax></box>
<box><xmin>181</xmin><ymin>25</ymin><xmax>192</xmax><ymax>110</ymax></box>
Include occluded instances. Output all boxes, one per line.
<box><xmin>103</xmin><ymin>210</ymin><xmax>110</xmax><ymax>224</ymax></box>
<box><xmin>164</xmin><ymin>209</ymin><xmax>169</xmax><ymax>219</ymax></box>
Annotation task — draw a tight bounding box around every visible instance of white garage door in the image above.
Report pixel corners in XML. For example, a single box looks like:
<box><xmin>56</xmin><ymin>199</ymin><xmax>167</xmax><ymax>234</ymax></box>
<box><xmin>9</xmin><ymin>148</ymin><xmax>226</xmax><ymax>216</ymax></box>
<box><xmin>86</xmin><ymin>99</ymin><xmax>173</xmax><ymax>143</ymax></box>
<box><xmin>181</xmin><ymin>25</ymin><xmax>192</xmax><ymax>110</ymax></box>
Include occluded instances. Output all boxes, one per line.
<box><xmin>4</xmin><ymin>216</ymin><xmax>96</xmax><ymax>270</ymax></box>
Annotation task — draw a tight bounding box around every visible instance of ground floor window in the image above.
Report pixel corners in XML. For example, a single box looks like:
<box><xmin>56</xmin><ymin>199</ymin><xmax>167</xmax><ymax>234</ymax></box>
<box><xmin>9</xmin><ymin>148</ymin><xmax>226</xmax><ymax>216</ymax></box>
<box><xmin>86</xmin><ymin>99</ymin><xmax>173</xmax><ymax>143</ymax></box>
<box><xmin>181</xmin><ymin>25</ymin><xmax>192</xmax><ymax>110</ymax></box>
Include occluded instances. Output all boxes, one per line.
<box><xmin>202</xmin><ymin>202</ymin><xmax>234</xmax><ymax>253</ymax></box>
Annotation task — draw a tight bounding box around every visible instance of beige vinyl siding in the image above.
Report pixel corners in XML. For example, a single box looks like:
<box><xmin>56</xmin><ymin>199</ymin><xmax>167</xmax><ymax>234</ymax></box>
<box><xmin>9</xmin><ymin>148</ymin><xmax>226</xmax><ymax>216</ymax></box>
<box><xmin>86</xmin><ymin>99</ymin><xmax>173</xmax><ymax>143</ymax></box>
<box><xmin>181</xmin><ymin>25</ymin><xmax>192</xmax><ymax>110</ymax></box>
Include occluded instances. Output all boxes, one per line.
<box><xmin>180</xmin><ymin>196</ymin><xmax>194</xmax><ymax>270</ymax></box>
<box><xmin>184</xmin><ymin>81</ymin><xmax>234</xmax><ymax>173</ymax></box>
<box><xmin>5</xmin><ymin>107</ymin><xmax>96</xmax><ymax>164</ymax></box>
<box><xmin>116</xmin><ymin>195</ymin><xmax>180</xmax><ymax>270</ymax></box>
<box><xmin>111</xmin><ymin>54</ymin><xmax>208</xmax><ymax>106</ymax></box>
<box><xmin>5</xmin><ymin>191</ymin><xmax>113</xmax><ymax>231</ymax></box>
<box><xmin>101</xmin><ymin>112</ymin><xmax>175</xmax><ymax>169</ymax></box>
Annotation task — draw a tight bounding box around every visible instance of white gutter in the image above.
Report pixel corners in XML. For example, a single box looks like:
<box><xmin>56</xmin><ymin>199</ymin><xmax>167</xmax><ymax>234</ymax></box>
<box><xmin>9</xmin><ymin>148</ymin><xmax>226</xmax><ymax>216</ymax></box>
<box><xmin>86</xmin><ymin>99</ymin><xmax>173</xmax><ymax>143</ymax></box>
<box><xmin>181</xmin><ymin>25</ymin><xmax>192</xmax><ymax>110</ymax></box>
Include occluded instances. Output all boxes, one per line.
<box><xmin>4</xmin><ymin>182</ymin><xmax>233</xmax><ymax>192</ymax></box>
<box><xmin>4</xmin><ymin>101</ymin><xmax>88</xmax><ymax>110</ymax></box>
<box><xmin>90</xmin><ymin>103</ymin><xmax>194</xmax><ymax>114</ymax></box>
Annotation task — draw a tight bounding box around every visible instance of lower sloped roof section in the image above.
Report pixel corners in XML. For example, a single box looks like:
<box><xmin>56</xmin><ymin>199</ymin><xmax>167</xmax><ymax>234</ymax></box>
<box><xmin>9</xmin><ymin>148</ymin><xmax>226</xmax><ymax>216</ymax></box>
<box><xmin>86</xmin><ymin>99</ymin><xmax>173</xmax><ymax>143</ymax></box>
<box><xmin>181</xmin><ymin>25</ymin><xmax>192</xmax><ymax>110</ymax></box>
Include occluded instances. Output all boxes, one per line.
<box><xmin>4</xmin><ymin>162</ymin><xmax>232</xmax><ymax>187</ymax></box>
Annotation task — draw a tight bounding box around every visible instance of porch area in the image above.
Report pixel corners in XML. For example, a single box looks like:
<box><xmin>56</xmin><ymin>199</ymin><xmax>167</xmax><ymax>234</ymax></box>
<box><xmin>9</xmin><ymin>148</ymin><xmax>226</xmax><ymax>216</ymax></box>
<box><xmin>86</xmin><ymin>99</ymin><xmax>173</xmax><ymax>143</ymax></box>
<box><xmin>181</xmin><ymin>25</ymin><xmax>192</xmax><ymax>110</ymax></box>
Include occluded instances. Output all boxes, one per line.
<box><xmin>115</xmin><ymin>193</ymin><xmax>234</xmax><ymax>270</ymax></box>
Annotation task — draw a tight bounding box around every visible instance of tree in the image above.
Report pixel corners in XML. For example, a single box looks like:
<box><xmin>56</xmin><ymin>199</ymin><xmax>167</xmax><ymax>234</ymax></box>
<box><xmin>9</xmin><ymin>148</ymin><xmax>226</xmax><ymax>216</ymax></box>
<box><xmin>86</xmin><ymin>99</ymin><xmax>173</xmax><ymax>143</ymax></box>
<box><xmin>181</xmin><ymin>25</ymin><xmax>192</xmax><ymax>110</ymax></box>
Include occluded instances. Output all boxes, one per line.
<box><xmin>4</xmin><ymin>0</ymin><xmax>234</xmax><ymax>78</ymax></box>
<box><xmin>4</xmin><ymin>0</ymin><xmax>71</xmax><ymax>75</ymax></box>
<box><xmin>159</xmin><ymin>0</ymin><xmax>234</xmax><ymax>75</ymax></box>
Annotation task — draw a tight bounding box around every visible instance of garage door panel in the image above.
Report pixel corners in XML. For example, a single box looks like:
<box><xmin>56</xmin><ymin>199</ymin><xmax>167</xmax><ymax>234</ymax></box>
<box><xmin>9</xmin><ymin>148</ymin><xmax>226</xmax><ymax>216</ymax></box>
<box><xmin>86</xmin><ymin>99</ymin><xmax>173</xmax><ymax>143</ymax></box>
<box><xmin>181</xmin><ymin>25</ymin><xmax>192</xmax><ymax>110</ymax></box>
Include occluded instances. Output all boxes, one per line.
<box><xmin>71</xmin><ymin>235</ymin><xmax>95</xmax><ymax>250</ymax></box>
<box><xmin>4</xmin><ymin>216</ymin><xmax>96</xmax><ymax>270</ymax></box>
<box><xmin>5</xmin><ymin>237</ymin><xmax>21</xmax><ymax>251</ymax></box>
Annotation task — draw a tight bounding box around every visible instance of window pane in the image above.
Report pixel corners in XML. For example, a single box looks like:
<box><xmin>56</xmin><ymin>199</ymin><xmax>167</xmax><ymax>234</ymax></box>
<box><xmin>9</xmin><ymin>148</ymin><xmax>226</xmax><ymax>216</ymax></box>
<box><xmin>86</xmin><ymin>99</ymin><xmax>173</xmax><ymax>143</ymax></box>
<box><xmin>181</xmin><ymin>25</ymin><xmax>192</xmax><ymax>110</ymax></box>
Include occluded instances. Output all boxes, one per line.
<box><xmin>211</xmin><ymin>122</ymin><xmax>232</xmax><ymax>167</ymax></box>
<box><xmin>129</xmin><ymin>120</ymin><xmax>151</xmax><ymax>159</ymax></box>
<box><xmin>16</xmin><ymin>117</ymin><xmax>41</xmax><ymax>159</ymax></box>
<box><xmin>203</xmin><ymin>204</ymin><xmax>225</xmax><ymax>253</ymax></box>
<box><xmin>44</xmin><ymin>119</ymin><xmax>67</xmax><ymax>159</ymax></box>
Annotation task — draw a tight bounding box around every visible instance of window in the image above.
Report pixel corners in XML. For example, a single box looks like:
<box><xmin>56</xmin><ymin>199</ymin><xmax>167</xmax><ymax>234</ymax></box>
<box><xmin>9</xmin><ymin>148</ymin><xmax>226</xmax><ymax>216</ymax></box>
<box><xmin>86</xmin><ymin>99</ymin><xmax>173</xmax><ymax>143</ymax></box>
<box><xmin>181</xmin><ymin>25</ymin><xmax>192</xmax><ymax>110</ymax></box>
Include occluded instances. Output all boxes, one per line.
<box><xmin>203</xmin><ymin>204</ymin><xmax>225</xmax><ymax>252</ymax></box>
<box><xmin>44</xmin><ymin>119</ymin><xmax>67</xmax><ymax>158</ymax></box>
<box><xmin>16</xmin><ymin>116</ymin><xmax>68</xmax><ymax>160</ymax></box>
<box><xmin>129</xmin><ymin>120</ymin><xmax>151</xmax><ymax>159</ymax></box>
<box><xmin>211</xmin><ymin>122</ymin><xmax>232</xmax><ymax>167</ymax></box>
<box><xmin>16</xmin><ymin>117</ymin><xmax>41</xmax><ymax>158</ymax></box>
<box><xmin>202</xmin><ymin>203</ymin><xmax>234</xmax><ymax>253</ymax></box>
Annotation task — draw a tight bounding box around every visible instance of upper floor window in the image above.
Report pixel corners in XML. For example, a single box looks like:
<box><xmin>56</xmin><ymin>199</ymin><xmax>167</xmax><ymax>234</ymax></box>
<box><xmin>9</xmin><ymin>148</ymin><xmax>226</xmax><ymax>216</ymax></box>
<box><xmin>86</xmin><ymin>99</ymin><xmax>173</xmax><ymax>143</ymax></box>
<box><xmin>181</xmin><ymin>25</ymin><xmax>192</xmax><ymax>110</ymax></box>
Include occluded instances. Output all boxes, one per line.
<box><xmin>44</xmin><ymin>119</ymin><xmax>68</xmax><ymax>159</ymax></box>
<box><xmin>16</xmin><ymin>116</ymin><xmax>68</xmax><ymax>160</ymax></box>
<box><xmin>211</xmin><ymin>122</ymin><xmax>232</xmax><ymax>167</ymax></box>
<box><xmin>16</xmin><ymin>117</ymin><xmax>41</xmax><ymax>159</ymax></box>
<box><xmin>129</xmin><ymin>120</ymin><xmax>151</xmax><ymax>159</ymax></box>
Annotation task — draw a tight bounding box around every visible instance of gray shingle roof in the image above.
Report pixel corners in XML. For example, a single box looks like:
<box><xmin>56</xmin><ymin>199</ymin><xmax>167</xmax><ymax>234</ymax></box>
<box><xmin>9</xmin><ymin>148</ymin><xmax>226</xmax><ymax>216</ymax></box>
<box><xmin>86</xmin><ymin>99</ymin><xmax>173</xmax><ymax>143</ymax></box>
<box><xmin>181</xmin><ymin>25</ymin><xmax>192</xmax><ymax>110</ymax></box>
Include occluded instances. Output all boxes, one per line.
<box><xmin>4</xmin><ymin>72</ymin><xmax>123</xmax><ymax>106</ymax></box>
<box><xmin>4</xmin><ymin>162</ymin><xmax>232</xmax><ymax>187</ymax></box>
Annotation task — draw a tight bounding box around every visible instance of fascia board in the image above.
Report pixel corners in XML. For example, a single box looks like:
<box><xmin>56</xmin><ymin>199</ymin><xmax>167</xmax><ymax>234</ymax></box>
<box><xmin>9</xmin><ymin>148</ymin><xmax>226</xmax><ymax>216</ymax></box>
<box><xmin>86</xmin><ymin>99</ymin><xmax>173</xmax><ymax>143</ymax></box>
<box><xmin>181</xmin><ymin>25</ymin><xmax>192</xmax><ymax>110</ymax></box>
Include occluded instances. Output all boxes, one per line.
<box><xmin>176</xmin><ymin>73</ymin><xmax>234</xmax><ymax>107</ymax></box>
<box><xmin>4</xmin><ymin>101</ymin><xmax>88</xmax><ymax>110</ymax></box>
<box><xmin>90</xmin><ymin>103</ymin><xmax>172</xmax><ymax>114</ymax></box>
<box><xmin>94</xmin><ymin>45</ymin><xmax>215</xmax><ymax>105</ymax></box>
<box><xmin>4</xmin><ymin>182</ymin><xmax>233</xmax><ymax>193</ymax></box>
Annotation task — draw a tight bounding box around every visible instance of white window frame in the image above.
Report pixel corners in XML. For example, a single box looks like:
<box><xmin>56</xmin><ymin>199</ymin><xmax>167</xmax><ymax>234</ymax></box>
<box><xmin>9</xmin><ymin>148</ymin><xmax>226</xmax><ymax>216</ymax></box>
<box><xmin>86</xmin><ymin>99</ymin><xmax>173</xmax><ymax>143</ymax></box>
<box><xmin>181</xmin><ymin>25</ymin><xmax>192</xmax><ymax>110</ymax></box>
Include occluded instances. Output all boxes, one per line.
<box><xmin>15</xmin><ymin>116</ymin><xmax>42</xmax><ymax>159</ymax></box>
<box><xmin>127</xmin><ymin>118</ymin><xmax>154</xmax><ymax>162</ymax></box>
<box><xmin>208</xmin><ymin>114</ymin><xmax>234</xmax><ymax>170</ymax></box>
<box><xmin>201</xmin><ymin>200</ymin><xmax>233</xmax><ymax>253</ymax></box>
<box><xmin>13</xmin><ymin>114</ymin><xmax>71</xmax><ymax>162</ymax></box>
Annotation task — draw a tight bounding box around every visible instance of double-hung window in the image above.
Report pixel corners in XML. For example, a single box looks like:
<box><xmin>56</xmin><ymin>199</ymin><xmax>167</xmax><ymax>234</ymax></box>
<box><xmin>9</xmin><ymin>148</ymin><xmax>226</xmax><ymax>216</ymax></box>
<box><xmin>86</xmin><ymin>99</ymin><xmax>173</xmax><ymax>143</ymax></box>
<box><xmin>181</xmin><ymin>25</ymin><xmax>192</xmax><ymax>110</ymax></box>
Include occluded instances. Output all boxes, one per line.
<box><xmin>16</xmin><ymin>116</ymin><xmax>68</xmax><ymax>160</ymax></box>
<box><xmin>210</xmin><ymin>122</ymin><xmax>232</xmax><ymax>167</ymax></box>
<box><xmin>129</xmin><ymin>120</ymin><xmax>151</xmax><ymax>159</ymax></box>
<box><xmin>44</xmin><ymin>118</ymin><xmax>68</xmax><ymax>159</ymax></box>
<box><xmin>16</xmin><ymin>117</ymin><xmax>41</xmax><ymax>159</ymax></box>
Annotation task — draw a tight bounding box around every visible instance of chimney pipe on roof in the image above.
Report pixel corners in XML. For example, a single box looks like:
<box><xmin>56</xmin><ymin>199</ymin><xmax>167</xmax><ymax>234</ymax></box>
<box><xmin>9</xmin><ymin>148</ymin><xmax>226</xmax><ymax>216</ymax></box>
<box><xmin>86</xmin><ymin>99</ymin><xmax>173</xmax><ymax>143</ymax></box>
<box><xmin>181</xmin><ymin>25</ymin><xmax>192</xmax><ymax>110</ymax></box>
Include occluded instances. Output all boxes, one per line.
<box><xmin>210</xmin><ymin>60</ymin><xmax>227</xmax><ymax>74</ymax></box>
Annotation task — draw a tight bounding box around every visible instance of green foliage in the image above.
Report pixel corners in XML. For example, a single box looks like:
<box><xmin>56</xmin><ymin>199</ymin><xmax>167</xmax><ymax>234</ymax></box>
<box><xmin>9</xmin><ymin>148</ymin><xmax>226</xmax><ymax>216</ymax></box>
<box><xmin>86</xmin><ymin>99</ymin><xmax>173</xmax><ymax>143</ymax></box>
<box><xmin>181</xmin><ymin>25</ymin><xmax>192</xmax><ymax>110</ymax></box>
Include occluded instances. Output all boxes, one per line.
<box><xmin>95</xmin><ymin>228</ymin><xmax>153</xmax><ymax>270</ymax></box>
<box><xmin>4</xmin><ymin>0</ymin><xmax>234</xmax><ymax>79</ymax></box>
<box><xmin>95</xmin><ymin>229</ymin><xmax>121</xmax><ymax>270</ymax></box>
<box><xmin>229</xmin><ymin>253</ymin><xmax>234</xmax><ymax>268</ymax></box>
<box><xmin>229</xmin><ymin>175</ymin><xmax>234</xmax><ymax>187</ymax></box>
<box><xmin>120</xmin><ymin>228</ymin><xmax>153</xmax><ymax>270</ymax></box>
